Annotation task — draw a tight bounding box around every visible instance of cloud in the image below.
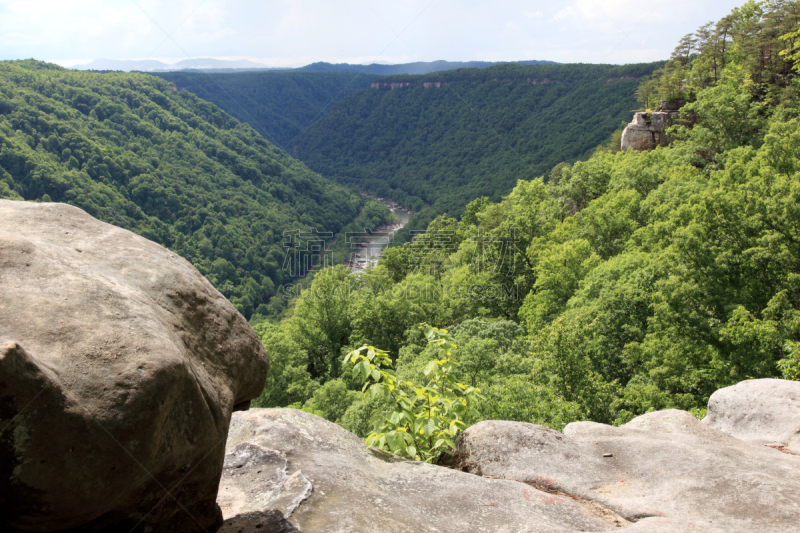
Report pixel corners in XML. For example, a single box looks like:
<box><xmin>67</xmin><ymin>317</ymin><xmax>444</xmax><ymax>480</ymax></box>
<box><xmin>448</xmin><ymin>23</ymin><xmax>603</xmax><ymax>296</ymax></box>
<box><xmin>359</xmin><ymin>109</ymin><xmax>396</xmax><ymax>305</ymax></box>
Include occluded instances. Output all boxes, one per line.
<box><xmin>1</xmin><ymin>0</ymin><xmax>748</xmax><ymax>66</ymax></box>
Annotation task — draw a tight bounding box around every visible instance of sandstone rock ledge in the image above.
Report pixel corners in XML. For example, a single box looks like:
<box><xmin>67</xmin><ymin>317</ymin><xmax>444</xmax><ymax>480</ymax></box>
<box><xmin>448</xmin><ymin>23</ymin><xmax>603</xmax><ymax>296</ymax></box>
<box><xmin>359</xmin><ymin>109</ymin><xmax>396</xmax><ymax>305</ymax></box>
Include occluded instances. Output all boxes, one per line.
<box><xmin>222</xmin><ymin>379</ymin><xmax>800</xmax><ymax>533</ymax></box>
<box><xmin>620</xmin><ymin>111</ymin><xmax>680</xmax><ymax>151</ymax></box>
<box><xmin>0</xmin><ymin>200</ymin><xmax>269</xmax><ymax>532</ymax></box>
<box><xmin>703</xmin><ymin>378</ymin><xmax>800</xmax><ymax>454</ymax></box>
<box><xmin>219</xmin><ymin>409</ymin><xmax>630</xmax><ymax>533</ymax></box>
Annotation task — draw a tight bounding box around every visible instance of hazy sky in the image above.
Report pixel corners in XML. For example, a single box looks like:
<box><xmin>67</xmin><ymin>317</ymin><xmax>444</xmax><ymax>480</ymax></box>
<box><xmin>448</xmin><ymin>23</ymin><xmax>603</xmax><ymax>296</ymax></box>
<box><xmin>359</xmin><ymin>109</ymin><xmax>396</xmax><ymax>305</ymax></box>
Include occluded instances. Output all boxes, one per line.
<box><xmin>1</xmin><ymin>0</ymin><xmax>747</xmax><ymax>67</ymax></box>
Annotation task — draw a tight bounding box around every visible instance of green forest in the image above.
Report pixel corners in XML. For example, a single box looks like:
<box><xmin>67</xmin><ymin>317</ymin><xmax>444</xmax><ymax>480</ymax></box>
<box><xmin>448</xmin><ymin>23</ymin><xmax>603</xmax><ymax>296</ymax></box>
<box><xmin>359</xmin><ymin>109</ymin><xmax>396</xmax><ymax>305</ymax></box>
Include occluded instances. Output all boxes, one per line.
<box><xmin>290</xmin><ymin>62</ymin><xmax>663</xmax><ymax>241</ymax></box>
<box><xmin>0</xmin><ymin>59</ymin><xmax>392</xmax><ymax>319</ymax></box>
<box><xmin>254</xmin><ymin>0</ymin><xmax>800</xmax><ymax>461</ymax></box>
<box><xmin>151</xmin><ymin>70</ymin><xmax>378</xmax><ymax>150</ymax></box>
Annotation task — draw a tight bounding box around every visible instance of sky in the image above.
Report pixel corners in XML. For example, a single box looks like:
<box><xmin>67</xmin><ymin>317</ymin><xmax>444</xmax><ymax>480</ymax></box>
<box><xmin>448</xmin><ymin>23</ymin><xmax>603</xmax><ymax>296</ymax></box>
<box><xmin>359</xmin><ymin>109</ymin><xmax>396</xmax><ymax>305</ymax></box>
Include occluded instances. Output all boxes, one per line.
<box><xmin>0</xmin><ymin>0</ymin><xmax>748</xmax><ymax>68</ymax></box>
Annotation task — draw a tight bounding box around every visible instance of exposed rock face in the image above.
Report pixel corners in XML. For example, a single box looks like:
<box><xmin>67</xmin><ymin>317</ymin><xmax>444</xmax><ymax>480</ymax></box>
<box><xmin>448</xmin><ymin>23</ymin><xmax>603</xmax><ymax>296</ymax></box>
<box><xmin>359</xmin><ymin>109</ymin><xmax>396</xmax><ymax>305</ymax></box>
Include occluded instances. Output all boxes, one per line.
<box><xmin>620</xmin><ymin>111</ymin><xmax>680</xmax><ymax>151</ymax></box>
<box><xmin>457</xmin><ymin>409</ymin><xmax>800</xmax><ymax>532</ymax></box>
<box><xmin>219</xmin><ymin>409</ymin><xmax>631</xmax><ymax>532</ymax></box>
<box><xmin>0</xmin><ymin>200</ymin><xmax>269</xmax><ymax>532</ymax></box>
<box><xmin>220</xmin><ymin>380</ymin><xmax>800</xmax><ymax>532</ymax></box>
<box><xmin>704</xmin><ymin>378</ymin><xmax>800</xmax><ymax>454</ymax></box>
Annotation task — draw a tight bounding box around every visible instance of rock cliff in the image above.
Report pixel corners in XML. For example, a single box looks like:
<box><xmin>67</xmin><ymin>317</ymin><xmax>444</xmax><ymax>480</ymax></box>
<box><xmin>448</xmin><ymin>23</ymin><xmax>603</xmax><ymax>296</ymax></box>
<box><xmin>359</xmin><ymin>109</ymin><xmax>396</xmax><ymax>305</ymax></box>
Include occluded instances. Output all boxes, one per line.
<box><xmin>0</xmin><ymin>199</ymin><xmax>269</xmax><ymax>532</ymax></box>
<box><xmin>620</xmin><ymin>110</ymin><xmax>680</xmax><ymax>151</ymax></box>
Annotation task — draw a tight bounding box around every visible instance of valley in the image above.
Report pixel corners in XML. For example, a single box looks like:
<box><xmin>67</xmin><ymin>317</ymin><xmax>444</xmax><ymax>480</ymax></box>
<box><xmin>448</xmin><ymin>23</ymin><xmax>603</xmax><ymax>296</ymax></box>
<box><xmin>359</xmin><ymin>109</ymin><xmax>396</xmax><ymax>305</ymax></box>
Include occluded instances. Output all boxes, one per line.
<box><xmin>3</xmin><ymin>2</ymin><xmax>800</xmax><ymax>532</ymax></box>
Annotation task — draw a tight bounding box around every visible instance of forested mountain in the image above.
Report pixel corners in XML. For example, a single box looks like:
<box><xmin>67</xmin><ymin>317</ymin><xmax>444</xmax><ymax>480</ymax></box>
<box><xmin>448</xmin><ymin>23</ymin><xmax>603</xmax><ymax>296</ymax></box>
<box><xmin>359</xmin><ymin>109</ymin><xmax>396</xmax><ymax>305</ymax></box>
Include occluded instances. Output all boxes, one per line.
<box><xmin>296</xmin><ymin>59</ymin><xmax>558</xmax><ymax>74</ymax></box>
<box><xmin>0</xmin><ymin>59</ymin><xmax>391</xmax><ymax>319</ymax></box>
<box><xmin>290</xmin><ymin>62</ymin><xmax>662</xmax><ymax>240</ymax></box>
<box><xmin>152</xmin><ymin>71</ymin><xmax>379</xmax><ymax>149</ymax></box>
<box><xmin>254</xmin><ymin>1</ymin><xmax>800</xmax><ymax>462</ymax></box>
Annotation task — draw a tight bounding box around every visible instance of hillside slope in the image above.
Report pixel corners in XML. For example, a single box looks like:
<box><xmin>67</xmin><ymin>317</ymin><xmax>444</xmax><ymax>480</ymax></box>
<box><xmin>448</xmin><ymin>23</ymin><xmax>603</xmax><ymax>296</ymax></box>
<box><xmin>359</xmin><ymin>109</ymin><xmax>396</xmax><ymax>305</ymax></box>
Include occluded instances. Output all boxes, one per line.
<box><xmin>152</xmin><ymin>71</ymin><xmax>379</xmax><ymax>150</ymax></box>
<box><xmin>0</xmin><ymin>60</ymin><xmax>389</xmax><ymax>318</ymax></box>
<box><xmin>290</xmin><ymin>62</ymin><xmax>662</xmax><ymax>238</ymax></box>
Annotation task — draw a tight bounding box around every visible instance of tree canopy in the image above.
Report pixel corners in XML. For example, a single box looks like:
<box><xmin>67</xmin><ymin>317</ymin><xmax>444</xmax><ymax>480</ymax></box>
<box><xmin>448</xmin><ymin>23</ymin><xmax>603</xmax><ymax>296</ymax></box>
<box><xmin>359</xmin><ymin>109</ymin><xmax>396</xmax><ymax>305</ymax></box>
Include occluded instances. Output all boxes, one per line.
<box><xmin>639</xmin><ymin>0</ymin><xmax>799</xmax><ymax>109</ymax></box>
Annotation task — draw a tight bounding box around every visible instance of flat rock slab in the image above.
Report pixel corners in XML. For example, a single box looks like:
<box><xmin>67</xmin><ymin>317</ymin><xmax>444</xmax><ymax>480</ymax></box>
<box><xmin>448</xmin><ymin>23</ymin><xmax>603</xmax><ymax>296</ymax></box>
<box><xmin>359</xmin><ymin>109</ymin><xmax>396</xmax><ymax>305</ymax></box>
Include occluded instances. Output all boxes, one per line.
<box><xmin>703</xmin><ymin>378</ymin><xmax>800</xmax><ymax>453</ymax></box>
<box><xmin>457</xmin><ymin>410</ymin><xmax>800</xmax><ymax>532</ymax></box>
<box><xmin>220</xmin><ymin>409</ymin><xmax>631</xmax><ymax>532</ymax></box>
<box><xmin>0</xmin><ymin>200</ymin><xmax>269</xmax><ymax>532</ymax></box>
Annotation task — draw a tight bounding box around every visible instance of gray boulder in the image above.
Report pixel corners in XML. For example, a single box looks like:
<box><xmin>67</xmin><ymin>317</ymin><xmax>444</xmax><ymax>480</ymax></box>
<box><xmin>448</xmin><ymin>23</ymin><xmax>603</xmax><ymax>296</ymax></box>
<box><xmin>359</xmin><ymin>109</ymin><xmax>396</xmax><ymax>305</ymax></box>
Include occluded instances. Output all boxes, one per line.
<box><xmin>219</xmin><ymin>409</ymin><xmax>631</xmax><ymax>532</ymax></box>
<box><xmin>703</xmin><ymin>378</ymin><xmax>800</xmax><ymax>454</ymax></box>
<box><xmin>457</xmin><ymin>409</ymin><xmax>800</xmax><ymax>532</ymax></box>
<box><xmin>620</xmin><ymin>126</ymin><xmax>655</xmax><ymax>151</ymax></box>
<box><xmin>0</xmin><ymin>200</ymin><xmax>269</xmax><ymax>532</ymax></box>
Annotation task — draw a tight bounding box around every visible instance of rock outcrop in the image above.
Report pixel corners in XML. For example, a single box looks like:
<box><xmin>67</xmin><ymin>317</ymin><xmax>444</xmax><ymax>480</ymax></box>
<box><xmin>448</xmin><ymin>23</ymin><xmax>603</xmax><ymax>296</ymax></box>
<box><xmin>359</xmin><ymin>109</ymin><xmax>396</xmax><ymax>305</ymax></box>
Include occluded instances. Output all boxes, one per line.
<box><xmin>620</xmin><ymin>111</ymin><xmax>680</xmax><ymax>151</ymax></box>
<box><xmin>0</xmin><ymin>200</ymin><xmax>269</xmax><ymax>532</ymax></box>
<box><xmin>457</xmin><ymin>408</ymin><xmax>800</xmax><ymax>532</ymax></box>
<box><xmin>219</xmin><ymin>380</ymin><xmax>800</xmax><ymax>532</ymax></box>
<box><xmin>704</xmin><ymin>378</ymin><xmax>800</xmax><ymax>454</ymax></box>
<box><xmin>219</xmin><ymin>409</ymin><xmax>631</xmax><ymax>532</ymax></box>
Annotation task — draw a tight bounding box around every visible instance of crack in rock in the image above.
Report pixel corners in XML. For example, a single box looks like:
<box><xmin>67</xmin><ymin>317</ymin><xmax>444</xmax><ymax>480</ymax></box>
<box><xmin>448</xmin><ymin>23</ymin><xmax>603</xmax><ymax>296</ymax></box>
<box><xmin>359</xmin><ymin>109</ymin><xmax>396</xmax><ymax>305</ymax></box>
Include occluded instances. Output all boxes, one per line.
<box><xmin>218</xmin><ymin>442</ymin><xmax>312</xmax><ymax>528</ymax></box>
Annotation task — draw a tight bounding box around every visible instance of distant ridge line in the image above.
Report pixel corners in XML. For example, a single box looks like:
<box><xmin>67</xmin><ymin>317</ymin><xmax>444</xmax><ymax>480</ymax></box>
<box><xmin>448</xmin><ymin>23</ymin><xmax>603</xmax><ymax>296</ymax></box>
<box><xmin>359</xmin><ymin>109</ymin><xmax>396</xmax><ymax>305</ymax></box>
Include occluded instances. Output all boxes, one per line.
<box><xmin>70</xmin><ymin>58</ymin><xmax>559</xmax><ymax>75</ymax></box>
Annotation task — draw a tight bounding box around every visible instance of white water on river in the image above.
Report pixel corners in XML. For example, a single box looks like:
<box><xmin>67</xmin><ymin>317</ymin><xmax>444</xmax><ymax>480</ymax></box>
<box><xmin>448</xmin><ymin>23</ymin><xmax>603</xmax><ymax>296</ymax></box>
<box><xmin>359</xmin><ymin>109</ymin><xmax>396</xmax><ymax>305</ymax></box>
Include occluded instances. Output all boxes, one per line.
<box><xmin>347</xmin><ymin>208</ymin><xmax>411</xmax><ymax>272</ymax></box>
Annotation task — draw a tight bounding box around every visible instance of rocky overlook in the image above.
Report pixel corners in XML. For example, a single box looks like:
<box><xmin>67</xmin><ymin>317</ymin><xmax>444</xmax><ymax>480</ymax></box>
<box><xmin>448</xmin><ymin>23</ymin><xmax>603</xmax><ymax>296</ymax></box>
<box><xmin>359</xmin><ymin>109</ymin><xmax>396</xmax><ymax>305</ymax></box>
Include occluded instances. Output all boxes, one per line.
<box><xmin>1</xmin><ymin>200</ymin><xmax>798</xmax><ymax>532</ymax></box>
<box><xmin>620</xmin><ymin>110</ymin><xmax>680</xmax><ymax>151</ymax></box>
<box><xmin>219</xmin><ymin>379</ymin><xmax>800</xmax><ymax>532</ymax></box>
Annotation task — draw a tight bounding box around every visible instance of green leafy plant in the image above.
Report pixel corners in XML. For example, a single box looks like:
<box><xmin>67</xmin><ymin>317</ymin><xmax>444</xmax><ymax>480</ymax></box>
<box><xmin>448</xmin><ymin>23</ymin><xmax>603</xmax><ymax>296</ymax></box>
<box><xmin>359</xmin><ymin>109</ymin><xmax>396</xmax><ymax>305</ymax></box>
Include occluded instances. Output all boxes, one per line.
<box><xmin>343</xmin><ymin>325</ymin><xmax>481</xmax><ymax>462</ymax></box>
<box><xmin>778</xmin><ymin>341</ymin><xmax>800</xmax><ymax>381</ymax></box>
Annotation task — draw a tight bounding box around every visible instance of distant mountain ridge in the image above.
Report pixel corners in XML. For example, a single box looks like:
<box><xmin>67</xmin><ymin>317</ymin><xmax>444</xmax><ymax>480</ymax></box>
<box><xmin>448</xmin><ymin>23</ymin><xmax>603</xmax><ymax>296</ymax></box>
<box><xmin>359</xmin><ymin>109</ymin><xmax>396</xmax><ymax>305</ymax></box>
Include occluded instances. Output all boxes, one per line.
<box><xmin>296</xmin><ymin>59</ymin><xmax>559</xmax><ymax>75</ymax></box>
<box><xmin>71</xmin><ymin>58</ymin><xmax>558</xmax><ymax>74</ymax></box>
<box><xmin>70</xmin><ymin>58</ymin><xmax>280</xmax><ymax>72</ymax></box>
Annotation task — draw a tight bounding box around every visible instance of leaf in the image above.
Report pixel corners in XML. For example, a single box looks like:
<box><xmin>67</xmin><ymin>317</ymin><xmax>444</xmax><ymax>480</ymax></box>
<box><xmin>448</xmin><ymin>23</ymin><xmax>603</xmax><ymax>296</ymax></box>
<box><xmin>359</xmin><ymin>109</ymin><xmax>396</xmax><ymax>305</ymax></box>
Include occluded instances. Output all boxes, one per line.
<box><xmin>387</xmin><ymin>432</ymin><xmax>402</xmax><ymax>452</ymax></box>
<box><xmin>423</xmin><ymin>361</ymin><xmax>438</xmax><ymax>376</ymax></box>
<box><xmin>359</xmin><ymin>360</ymin><xmax>371</xmax><ymax>381</ymax></box>
<box><xmin>367</xmin><ymin>384</ymin><xmax>379</xmax><ymax>400</ymax></box>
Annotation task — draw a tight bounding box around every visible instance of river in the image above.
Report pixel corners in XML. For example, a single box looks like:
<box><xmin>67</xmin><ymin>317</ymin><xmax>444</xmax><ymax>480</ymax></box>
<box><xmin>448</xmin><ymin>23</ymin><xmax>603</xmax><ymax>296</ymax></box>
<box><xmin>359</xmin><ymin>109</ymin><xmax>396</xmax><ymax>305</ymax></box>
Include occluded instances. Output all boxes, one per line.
<box><xmin>346</xmin><ymin>206</ymin><xmax>411</xmax><ymax>272</ymax></box>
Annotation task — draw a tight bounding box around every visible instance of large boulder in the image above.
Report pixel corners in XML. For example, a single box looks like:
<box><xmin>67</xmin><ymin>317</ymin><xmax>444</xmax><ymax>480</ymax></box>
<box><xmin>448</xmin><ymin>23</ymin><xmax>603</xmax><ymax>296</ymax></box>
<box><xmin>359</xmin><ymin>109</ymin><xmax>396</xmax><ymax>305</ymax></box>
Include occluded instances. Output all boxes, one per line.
<box><xmin>620</xmin><ymin>111</ymin><xmax>680</xmax><ymax>151</ymax></box>
<box><xmin>0</xmin><ymin>200</ymin><xmax>269</xmax><ymax>532</ymax></box>
<box><xmin>457</xmin><ymin>409</ymin><xmax>800</xmax><ymax>532</ymax></box>
<box><xmin>703</xmin><ymin>378</ymin><xmax>800</xmax><ymax>454</ymax></box>
<box><xmin>218</xmin><ymin>409</ymin><xmax>632</xmax><ymax>532</ymax></box>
